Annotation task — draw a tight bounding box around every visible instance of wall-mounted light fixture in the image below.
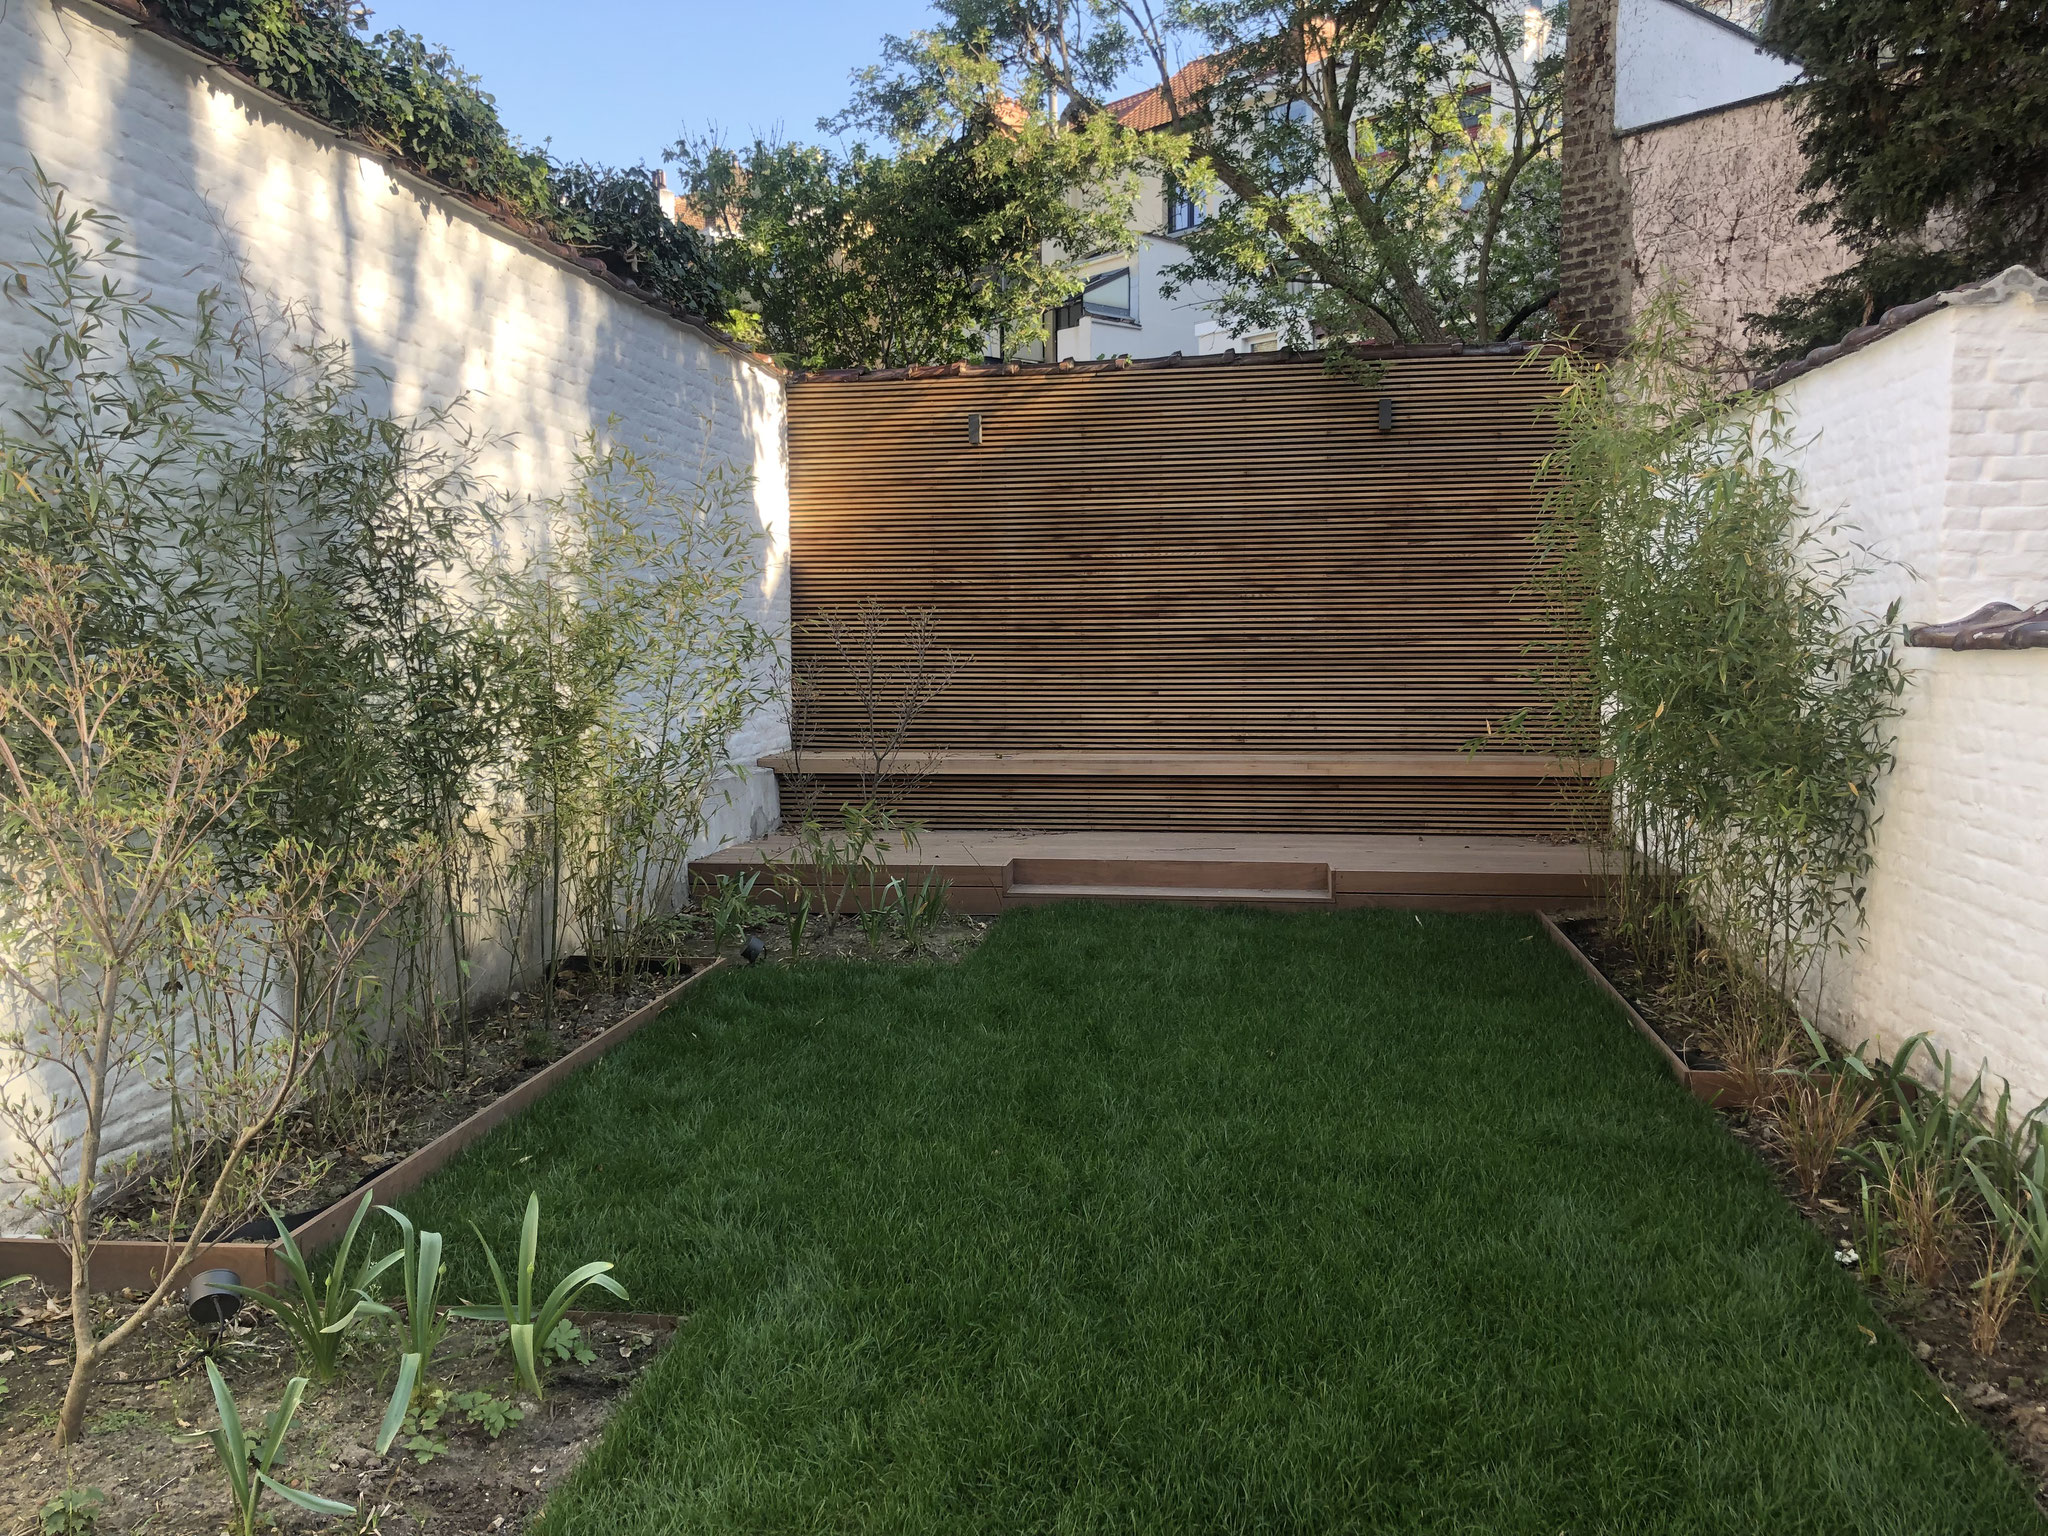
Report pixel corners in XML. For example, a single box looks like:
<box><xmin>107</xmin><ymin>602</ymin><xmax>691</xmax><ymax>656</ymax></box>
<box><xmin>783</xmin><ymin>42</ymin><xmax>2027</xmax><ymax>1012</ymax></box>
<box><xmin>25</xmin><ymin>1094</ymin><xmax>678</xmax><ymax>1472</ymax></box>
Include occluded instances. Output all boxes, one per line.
<box><xmin>968</xmin><ymin>412</ymin><xmax>985</xmax><ymax>446</ymax></box>
<box><xmin>1377</xmin><ymin>397</ymin><xmax>1396</xmax><ymax>433</ymax></box>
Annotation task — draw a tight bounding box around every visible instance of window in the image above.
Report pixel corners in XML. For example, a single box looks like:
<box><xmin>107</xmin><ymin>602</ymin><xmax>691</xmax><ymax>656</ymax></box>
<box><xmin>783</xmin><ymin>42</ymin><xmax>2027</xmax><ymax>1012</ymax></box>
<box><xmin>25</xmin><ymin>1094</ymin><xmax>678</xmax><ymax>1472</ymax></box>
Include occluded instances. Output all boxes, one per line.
<box><xmin>1081</xmin><ymin>267</ymin><xmax>1133</xmax><ymax>320</ymax></box>
<box><xmin>1267</xmin><ymin>97</ymin><xmax>1316</xmax><ymax>187</ymax></box>
<box><xmin>1458</xmin><ymin>87</ymin><xmax>1490</xmax><ymax>137</ymax></box>
<box><xmin>1165</xmin><ymin>180</ymin><xmax>1202</xmax><ymax>233</ymax></box>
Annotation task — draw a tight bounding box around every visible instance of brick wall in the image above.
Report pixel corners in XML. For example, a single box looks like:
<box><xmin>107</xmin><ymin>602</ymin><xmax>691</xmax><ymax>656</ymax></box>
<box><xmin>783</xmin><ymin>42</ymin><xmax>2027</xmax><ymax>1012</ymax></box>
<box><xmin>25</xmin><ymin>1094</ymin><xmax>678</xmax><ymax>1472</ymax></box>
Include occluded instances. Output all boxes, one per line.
<box><xmin>1</xmin><ymin>0</ymin><xmax>791</xmax><ymax>838</ymax></box>
<box><xmin>1558</xmin><ymin>0</ymin><xmax>1633</xmax><ymax>355</ymax></box>
<box><xmin>1567</xmin><ymin>0</ymin><xmax>1842</xmax><ymax>364</ymax></box>
<box><xmin>1768</xmin><ymin>274</ymin><xmax>2048</xmax><ymax>1102</ymax></box>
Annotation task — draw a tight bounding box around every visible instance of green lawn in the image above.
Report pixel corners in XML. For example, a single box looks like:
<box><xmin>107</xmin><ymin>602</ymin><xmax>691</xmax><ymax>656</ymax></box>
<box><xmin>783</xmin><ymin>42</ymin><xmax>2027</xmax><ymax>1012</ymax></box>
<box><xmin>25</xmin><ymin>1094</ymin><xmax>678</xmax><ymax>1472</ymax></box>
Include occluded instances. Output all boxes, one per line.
<box><xmin>401</xmin><ymin>906</ymin><xmax>2045</xmax><ymax>1534</ymax></box>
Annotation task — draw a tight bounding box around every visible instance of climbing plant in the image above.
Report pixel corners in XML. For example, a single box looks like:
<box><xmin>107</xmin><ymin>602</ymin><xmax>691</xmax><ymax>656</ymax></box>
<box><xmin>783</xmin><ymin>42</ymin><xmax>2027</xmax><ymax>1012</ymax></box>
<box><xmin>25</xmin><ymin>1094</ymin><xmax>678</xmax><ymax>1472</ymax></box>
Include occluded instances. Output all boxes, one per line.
<box><xmin>149</xmin><ymin>0</ymin><xmax>723</xmax><ymax>314</ymax></box>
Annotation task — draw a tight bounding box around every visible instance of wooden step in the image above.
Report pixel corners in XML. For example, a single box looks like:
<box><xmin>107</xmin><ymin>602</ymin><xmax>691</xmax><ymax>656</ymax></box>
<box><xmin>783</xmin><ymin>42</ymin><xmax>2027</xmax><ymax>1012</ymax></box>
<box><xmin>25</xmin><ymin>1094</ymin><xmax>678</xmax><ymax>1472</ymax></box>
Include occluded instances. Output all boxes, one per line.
<box><xmin>757</xmin><ymin>750</ymin><xmax>1610</xmax><ymax>779</ymax></box>
<box><xmin>1004</xmin><ymin>882</ymin><xmax>1334</xmax><ymax>907</ymax></box>
<box><xmin>1004</xmin><ymin>858</ymin><xmax>1333</xmax><ymax>907</ymax></box>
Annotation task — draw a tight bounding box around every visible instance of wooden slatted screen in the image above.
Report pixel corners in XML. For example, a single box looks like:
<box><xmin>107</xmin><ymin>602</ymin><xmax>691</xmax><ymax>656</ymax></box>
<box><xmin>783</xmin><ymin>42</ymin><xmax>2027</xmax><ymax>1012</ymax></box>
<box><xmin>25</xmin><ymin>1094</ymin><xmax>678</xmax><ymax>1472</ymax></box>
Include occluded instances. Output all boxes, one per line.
<box><xmin>785</xmin><ymin>349</ymin><xmax>1589</xmax><ymax>835</ymax></box>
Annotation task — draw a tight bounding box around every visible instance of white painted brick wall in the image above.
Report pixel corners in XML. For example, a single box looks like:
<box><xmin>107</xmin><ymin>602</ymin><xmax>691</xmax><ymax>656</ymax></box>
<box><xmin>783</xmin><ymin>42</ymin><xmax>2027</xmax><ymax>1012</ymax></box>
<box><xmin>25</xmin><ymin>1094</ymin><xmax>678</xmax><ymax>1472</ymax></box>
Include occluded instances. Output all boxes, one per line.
<box><xmin>1</xmin><ymin>0</ymin><xmax>790</xmax><ymax>1225</ymax></box>
<box><xmin>1769</xmin><ymin>278</ymin><xmax>2048</xmax><ymax>1103</ymax></box>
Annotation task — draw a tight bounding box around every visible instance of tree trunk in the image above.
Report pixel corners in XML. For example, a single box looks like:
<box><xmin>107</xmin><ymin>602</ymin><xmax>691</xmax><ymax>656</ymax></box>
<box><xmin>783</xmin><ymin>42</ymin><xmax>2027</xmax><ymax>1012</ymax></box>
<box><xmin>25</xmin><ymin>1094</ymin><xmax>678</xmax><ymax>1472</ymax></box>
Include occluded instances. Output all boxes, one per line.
<box><xmin>56</xmin><ymin>1341</ymin><xmax>98</xmax><ymax>1446</ymax></box>
<box><xmin>57</xmin><ymin>968</ymin><xmax>125</xmax><ymax>1445</ymax></box>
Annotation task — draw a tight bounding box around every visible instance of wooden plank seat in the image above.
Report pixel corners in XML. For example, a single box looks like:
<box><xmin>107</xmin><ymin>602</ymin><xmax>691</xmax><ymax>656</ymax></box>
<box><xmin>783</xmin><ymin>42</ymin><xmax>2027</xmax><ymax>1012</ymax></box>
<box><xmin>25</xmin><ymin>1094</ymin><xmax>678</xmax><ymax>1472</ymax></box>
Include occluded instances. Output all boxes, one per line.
<box><xmin>691</xmin><ymin>831</ymin><xmax>1608</xmax><ymax>916</ymax></box>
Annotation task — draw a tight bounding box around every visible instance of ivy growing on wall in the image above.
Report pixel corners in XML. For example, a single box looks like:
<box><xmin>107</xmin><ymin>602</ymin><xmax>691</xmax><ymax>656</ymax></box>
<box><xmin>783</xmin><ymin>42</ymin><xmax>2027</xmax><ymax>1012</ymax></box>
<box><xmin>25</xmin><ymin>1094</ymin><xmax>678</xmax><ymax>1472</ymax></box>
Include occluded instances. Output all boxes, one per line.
<box><xmin>149</xmin><ymin>0</ymin><xmax>724</xmax><ymax>316</ymax></box>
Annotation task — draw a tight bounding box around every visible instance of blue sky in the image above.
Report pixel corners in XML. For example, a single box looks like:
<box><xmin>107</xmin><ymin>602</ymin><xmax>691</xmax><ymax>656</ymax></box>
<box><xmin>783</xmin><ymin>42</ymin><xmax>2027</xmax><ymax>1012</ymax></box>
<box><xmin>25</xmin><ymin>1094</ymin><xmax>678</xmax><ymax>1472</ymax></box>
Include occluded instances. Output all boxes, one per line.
<box><xmin>365</xmin><ymin>0</ymin><xmax>947</xmax><ymax>169</ymax></box>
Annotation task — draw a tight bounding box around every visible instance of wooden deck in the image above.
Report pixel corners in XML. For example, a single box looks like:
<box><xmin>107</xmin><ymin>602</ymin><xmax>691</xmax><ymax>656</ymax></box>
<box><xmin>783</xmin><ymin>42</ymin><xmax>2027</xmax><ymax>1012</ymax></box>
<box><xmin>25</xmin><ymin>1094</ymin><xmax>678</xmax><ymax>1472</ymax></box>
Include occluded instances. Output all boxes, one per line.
<box><xmin>691</xmin><ymin>830</ymin><xmax>1608</xmax><ymax>915</ymax></box>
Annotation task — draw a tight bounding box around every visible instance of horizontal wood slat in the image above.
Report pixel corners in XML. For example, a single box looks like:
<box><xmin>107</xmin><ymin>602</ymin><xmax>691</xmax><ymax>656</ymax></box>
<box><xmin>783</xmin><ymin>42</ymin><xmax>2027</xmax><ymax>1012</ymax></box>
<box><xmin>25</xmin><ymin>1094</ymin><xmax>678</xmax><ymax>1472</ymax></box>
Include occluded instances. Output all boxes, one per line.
<box><xmin>760</xmin><ymin>751</ymin><xmax>1610</xmax><ymax>779</ymax></box>
<box><xmin>787</xmin><ymin>774</ymin><xmax>1588</xmax><ymax>838</ymax></box>
<box><xmin>787</xmin><ymin>355</ymin><xmax>1588</xmax><ymax>833</ymax></box>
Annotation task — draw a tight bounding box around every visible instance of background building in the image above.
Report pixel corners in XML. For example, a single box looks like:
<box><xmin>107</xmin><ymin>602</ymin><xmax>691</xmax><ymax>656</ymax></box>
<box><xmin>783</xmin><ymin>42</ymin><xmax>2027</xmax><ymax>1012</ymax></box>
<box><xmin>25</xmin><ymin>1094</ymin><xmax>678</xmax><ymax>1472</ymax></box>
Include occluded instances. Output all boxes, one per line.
<box><xmin>1559</xmin><ymin>0</ymin><xmax>1841</xmax><ymax>364</ymax></box>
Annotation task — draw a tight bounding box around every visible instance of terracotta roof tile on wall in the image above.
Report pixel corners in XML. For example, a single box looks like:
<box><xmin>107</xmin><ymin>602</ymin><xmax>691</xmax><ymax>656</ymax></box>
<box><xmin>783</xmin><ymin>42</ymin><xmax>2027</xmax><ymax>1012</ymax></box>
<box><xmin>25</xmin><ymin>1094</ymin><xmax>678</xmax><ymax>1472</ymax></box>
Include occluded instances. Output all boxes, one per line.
<box><xmin>1751</xmin><ymin>265</ymin><xmax>2048</xmax><ymax>393</ymax></box>
<box><xmin>1907</xmin><ymin>602</ymin><xmax>2048</xmax><ymax>650</ymax></box>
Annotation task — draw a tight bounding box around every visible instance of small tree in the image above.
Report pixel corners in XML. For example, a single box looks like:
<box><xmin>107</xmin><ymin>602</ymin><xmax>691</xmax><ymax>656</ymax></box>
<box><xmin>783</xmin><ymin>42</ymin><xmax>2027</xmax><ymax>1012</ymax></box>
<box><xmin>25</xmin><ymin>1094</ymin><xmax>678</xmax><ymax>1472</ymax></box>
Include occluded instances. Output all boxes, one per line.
<box><xmin>490</xmin><ymin>437</ymin><xmax>771</xmax><ymax>993</ymax></box>
<box><xmin>0</xmin><ymin>557</ymin><xmax>423</xmax><ymax>1445</ymax></box>
<box><xmin>674</xmin><ymin>31</ymin><xmax>1144</xmax><ymax>369</ymax></box>
<box><xmin>792</xmin><ymin>601</ymin><xmax>966</xmax><ymax>814</ymax></box>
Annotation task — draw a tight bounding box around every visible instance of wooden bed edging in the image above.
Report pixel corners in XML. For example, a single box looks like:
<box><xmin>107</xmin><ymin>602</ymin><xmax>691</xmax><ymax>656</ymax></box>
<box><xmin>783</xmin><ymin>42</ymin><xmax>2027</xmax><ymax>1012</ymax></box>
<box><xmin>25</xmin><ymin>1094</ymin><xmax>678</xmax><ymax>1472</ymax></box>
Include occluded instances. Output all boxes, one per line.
<box><xmin>1537</xmin><ymin>914</ymin><xmax>1744</xmax><ymax>1108</ymax></box>
<box><xmin>0</xmin><ymin>959</ymin><xmax>725</xmax><ymax>1293</ymax></box>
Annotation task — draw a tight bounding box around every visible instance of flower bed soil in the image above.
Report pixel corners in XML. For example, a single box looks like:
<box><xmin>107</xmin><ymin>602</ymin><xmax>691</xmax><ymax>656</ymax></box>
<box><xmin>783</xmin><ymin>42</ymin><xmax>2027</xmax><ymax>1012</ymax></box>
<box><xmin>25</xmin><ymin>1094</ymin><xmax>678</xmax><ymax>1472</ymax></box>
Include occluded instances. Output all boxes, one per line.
<box><xmin>0</xmin><ymin>958</ymin><xmax>723</xmax><ymax>1294</ymax></box>
<box><xmin>738</xmin><ymin>910</ymin><xmax>991</xmax><ymax>968</ymax></box>
<box><xmin>1555</xmin><ymin>916</ymin><xmax>1730</xmax><ymax>1070</ymax></box>
<box><xmin>0</xmin><ymin>1278</ymin><xmax>673</xmax><ymax>1535</ymax></box>
<box><xmin>1728</xmin><ymin>1116</ymin><xmax>2048</xmax><ymax>1514</ymax></box>
<box><xmin>98</xmin><ymin>962</ymin><xmax>715</xmax><ymax>1246</ymax></box>
<box><xmin>1555</xmin><ymin>914</ymin><xmax>2048</xmax><ymax>1513</ymax></box>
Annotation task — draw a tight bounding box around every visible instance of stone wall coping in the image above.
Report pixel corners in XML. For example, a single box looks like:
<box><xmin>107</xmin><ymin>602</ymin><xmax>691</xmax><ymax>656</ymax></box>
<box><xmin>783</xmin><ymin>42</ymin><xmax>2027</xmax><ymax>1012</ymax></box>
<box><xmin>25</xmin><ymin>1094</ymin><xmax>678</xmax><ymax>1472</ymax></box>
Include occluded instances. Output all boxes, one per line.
<box><xmin>1752</xmin><ymin>266</ymin><xmax>2048</xmax><ymax>394</ymax></box>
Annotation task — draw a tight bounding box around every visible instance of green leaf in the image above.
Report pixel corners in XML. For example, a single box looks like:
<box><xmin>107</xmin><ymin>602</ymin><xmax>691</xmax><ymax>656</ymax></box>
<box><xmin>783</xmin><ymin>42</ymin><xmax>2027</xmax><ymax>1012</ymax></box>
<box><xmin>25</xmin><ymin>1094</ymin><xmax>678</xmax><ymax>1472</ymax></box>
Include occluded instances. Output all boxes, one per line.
<box><xmin>508</xmin><ymin>1320</ymin><xmax>541</xmax><ymax>1399</ymax></box>
<box><xmin>321</xmin><ymin>1294</ymin><xmax>393</xmax><ymax>1333</ymax></box>
<box><xmin>376</xmin><ymin>1353</ymin><xmax>421</xmax><ymax>1457</ymax></box>
<box><xmin>256</xmin><ymin>1377</ymin><xmax>308</xmax><ymax>1473</ymax></box>
<box><xmin>257</xmin><ymin>1472</ymin><xmax>357</xmax><ymax>1517</ymax></box>
<box><xmin>517</xmin><ymin>1192</ymin><xmax>540</xmax><ymax>1320</ymax></box>
<box><xmin>472</xmin><ymin>1220</ymin><xmax>518</xmax><ymax>1322</ymax></box>
<box><xmin>536</xmin><ymin>1261</ymin><xmax>624</xmax><ymax>1335</ymax></box>
<box><xmin>203</xmin><ymin>1358</ymin><xmax>248</xmax><ymax>1497</ymax></box>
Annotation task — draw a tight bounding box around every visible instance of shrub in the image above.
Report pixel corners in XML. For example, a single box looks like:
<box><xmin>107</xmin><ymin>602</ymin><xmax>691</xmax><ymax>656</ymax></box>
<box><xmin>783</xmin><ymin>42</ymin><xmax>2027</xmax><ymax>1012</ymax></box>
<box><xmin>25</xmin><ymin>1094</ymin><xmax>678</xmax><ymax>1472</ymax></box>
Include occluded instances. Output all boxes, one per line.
<box><xmin>1771</xmin><ymin>1023</ymin><xmax>1881</xmax><ymax>1199</ymax></box>
<box><xmin>0</xmin><ymin>558</ymin><xmax>426</xmax><ymax>1444</ymax></box>
<box><xmin>0</xmin><ymin>176</ymin><xmax>770</xmax><ymax>1444</ymax></box>
<box><xmin>1521</xmin><ymin>293</ymin><xmax>1906</xmax><ymax>1035</ymax></box>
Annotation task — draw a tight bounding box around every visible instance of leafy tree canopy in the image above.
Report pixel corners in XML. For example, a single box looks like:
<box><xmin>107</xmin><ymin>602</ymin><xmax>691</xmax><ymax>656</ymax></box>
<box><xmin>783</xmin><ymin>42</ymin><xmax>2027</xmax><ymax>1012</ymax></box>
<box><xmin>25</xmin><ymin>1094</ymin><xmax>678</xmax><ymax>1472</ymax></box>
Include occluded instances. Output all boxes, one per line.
<box><xmin>673</xmin><ymin>35</ymin><xmax>1145</xmax><ymax>370</ymax></box>
<box><xmin>1751</xmin><ymin>0</ymin><xmax>2048</xmax><ymax>364</ymax></box>
<box><xmin>899</xmin><ymin>0</ymin><xmax>1564</xmax><ymax>346</ymax></box>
